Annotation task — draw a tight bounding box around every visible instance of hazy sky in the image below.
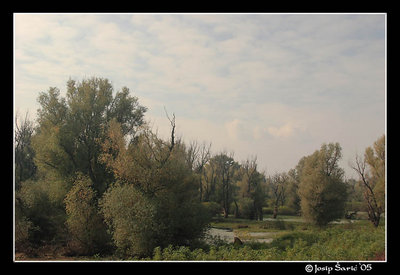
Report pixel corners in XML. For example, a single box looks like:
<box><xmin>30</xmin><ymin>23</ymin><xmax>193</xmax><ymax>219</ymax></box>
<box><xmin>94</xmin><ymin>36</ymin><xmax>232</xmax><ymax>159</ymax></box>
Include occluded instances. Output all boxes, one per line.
<box><xmin>14</xmin><ymin>13</ymin><xmax>386</xmax><ymax>178</ymax></box>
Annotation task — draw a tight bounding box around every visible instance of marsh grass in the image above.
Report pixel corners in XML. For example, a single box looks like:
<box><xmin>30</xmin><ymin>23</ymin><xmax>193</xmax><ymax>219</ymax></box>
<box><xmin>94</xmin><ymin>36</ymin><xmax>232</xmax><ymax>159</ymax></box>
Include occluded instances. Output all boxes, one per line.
<box><xmin>151</xmin><ymin>218</ymin><xmax>385</xmax><ymax>261</ymax></box>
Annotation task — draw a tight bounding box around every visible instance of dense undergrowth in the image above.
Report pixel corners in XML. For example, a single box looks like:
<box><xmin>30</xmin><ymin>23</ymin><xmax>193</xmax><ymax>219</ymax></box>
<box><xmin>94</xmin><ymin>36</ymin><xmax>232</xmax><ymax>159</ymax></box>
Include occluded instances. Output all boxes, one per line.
<box><xmin>143</xmin><ymin>222</ymin><xmax>385</xmax><ymax>261</ymax></box>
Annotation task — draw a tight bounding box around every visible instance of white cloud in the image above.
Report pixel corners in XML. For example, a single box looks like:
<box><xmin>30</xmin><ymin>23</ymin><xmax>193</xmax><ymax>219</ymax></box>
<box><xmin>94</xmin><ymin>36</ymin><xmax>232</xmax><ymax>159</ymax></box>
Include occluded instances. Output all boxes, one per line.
<box><xmin>267</xmin><ymin>123</ymin><xmax>295</xmax><ymax>138</ymax></box>
<box><xmin>225</xmin><ymin>119</ymin><xmax>243</xmax><ymax>141</ymax></box>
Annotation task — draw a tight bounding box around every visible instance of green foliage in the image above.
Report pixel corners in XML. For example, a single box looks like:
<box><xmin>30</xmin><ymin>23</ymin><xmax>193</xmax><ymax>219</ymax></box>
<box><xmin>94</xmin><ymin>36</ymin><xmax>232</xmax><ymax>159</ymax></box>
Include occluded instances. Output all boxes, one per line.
<box><xmin>237</xmin><ymin>197</ymin><xmax>255</xmax><ymax>219</ymax></box>
<box><xmin>15</xmin><ymin>197</ymin><xmax>36</xmax><ymax>252</ymax></box>
<box><xmin>202</xmin><ymin>153</ymin><xmax>240</xmax><ymax>218</ymax></box>
<box><xmin>100</xmin><ymin>121</ymin><xmax>211</xmax><ymax>256</ymax></box>
<box><xmin>283</xmin><ymin>168</ymin><xmax>301</xmax><ymax>214</ymax></box>
<box><xmin>352</xmin><ymin>134</ymin><xmax>385</xmax><ymax>227</ymax></box>
<box><xmin>17</xmin><ymin>178</ymin><xmax>67</xmax><ymax>246</ymax></box>
<box><xmin>202</xmin><ymin>201</ymin><xmax>222</xmax><ymax>217</ymax></box>
<box><xmin>148</xmin><ymin>223</ymin><xmax>384</xmax><ymax>261</ymax></box>
<box><xmin>259</xmin><ymin>218</ymin><xmax>293</xmax><ymax>231</ymax></box>
<box><xmin>279</xmin><ymin>224</ymin><xmax>385</xmax><ymax>261</ymax></box>
<box><xmin>298</xmin><ymin>143</ymin><xmax>348</xmax><ymax>226</ymax></box>
<box><xmin>263</xmin><ymin>206</ymin><xmax>298</xmax><ymax>216</ymax></box>
<box><xmin>64</xmin><ymin>173</ymin><xmax>111</xmax><ymax>255</ymax></box>
<box><xmin>14</xmin><ymin>76</ymin><xmax>385</xmax><ymax>261</ymax></box>
<box><xmin>234</xmin><ymin>157</ymin><xmax>267</xmax><ymax>220</ymax></box>
<box><xmin>100</xmin><ymin>182</ymin><xmax>158</xmax><ymax>258</ymax></box>
<box><xmin>365</xmin><ymin>135</ymin><xmax>385</xmax><ymax>209</ymax></box>
<box><xmin>32</xmin><ymin>77</ymin><xmax>147</xmax><ymax>195</ymax></box>
<box><xmin>15</xmin><ymin>112</ymin><xmax>37</xmax><ymax>189</ymax></box>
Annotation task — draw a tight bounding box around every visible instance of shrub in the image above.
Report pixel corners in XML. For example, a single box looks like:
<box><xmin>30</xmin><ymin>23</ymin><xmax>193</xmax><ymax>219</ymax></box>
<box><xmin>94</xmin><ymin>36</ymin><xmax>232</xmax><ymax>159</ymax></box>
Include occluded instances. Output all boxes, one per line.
<box><xmin>277</xmin><ymin>206</ymin><xmax>297</xmax><ymax>216</ymax></box>
<box><xmin>202</xmin><ymin>201</ymin><xmax>222</xmax><ymax>217</ymax></box>
<box><xmin>15</xmin><ymin>213</ymin><xmax>36</xmax><ymax>252</ymax></box>
<box><xmin>146</xmin><ymin>222</ymin><xmax>385</xmax><ymax>261</ymax></box>
<box><xmin>237</xmin><ymin>197</ymin><xmax>256</xmax><ymax>219</ymax></box>
<box><xmin>64</xmin><ymin>173</ymin><xmax>111</xmax><ymax>255</ymax></box>
<box><xmin>100</xmin><ymin>182</ymin><xmax>159</xmax><ymax>258</ymax></box>
<box><xmin>17</xmin><ymin>179</ymin><xmax>67</xmax><ymax>246</ymax></box>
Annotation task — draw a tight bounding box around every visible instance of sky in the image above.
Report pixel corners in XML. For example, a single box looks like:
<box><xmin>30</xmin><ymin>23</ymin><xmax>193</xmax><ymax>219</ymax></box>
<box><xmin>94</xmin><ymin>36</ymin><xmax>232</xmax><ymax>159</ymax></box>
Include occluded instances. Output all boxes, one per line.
<box><xmin>14</xmin><ymin>13</ymin><xmax>386</xmax><ymax>178</ymax></box>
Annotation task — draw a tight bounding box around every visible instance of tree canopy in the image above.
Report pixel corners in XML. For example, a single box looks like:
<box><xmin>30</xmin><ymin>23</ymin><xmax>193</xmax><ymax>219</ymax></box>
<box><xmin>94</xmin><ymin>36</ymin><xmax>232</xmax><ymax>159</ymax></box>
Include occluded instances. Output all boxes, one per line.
<box><xmin>298</xmin><ymin>143</ymin><xmax>348</xmax><ymax>226</ymax></box>
<box><xmin>32</xmin><ymin>77</ymin><xmax>147</xmax><ymax>194</ymax></box>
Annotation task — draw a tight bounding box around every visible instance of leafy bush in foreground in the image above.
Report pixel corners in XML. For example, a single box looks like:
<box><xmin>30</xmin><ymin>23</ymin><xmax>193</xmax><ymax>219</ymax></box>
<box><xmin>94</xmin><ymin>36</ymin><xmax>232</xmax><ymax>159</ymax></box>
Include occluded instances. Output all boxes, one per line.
<box><xmin>149</xmin><ymin>223</ymin><xmax>385</xmax><ymax>261</ymax></box>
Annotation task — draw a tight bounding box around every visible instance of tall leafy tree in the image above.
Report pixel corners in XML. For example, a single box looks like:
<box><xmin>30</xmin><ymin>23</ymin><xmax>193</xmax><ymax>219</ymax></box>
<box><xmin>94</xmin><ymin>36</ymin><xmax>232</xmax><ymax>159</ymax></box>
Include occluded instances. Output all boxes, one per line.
<box><xmin>298</xmin><ymin>143</ymin><xmax>348</xmax><ymax>226</ymax></box>
<box><xmin>32</xmin><ymin>77</ymin><xmax>147</xmax><ymax>194</ymax></box>
<box><xmin>205</xmin><ymin>153</ymin><xmax>239</xmax><ymax>218</ymax></box>
<box><xmin>100</xmin><ymin>119</ymin><xmax>210</xmax><ymax>256</ymax></box>
<box><xmin>285</xmin><ymin>168</ymin><xmax>301</xmax><ymax>215</ymax></box>
<box><xmin>236</xmin><ymin>157</ymin><xmax>266</xmax><ymax>220</ymax></box>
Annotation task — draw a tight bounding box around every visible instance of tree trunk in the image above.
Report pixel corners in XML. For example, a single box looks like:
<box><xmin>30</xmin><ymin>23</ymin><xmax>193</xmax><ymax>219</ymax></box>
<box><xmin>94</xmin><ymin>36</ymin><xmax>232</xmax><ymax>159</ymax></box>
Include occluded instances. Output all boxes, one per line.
<box><xmin>273</xmin><ymin>205</ymin><xmax>278</xmax><ymax>219</ymax></box>
<box><xmin>234</xmin><ymin>200</ymin><xmax>239</xmax><ymax>218</ymax></box>
<box><xmin>223</xmin><ymin>208</ymin><xmax>229</xmax><ymax>218</ymax></box>
<box><xmin>258</xmin><ymin>207</ymin><xmax>263</xmax><ymax>221</ymax></box>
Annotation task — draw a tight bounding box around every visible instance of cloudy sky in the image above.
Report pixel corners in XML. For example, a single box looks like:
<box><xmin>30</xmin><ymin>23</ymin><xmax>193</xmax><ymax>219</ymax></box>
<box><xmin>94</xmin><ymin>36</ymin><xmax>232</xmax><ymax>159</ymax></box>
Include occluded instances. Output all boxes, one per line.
<box><xmin>14</xmin><ymin>13</ymin><xmax>386</xmax><ymax>178</ymax></box>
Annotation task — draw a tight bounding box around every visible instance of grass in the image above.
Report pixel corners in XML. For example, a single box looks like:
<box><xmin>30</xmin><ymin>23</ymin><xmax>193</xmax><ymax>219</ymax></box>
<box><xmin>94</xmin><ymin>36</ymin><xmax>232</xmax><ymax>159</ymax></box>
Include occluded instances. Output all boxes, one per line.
<box><xmin>152</xmin><ymin>221</ymin><xmax>385</xmax><ymax>261</ymax></box>
<box><xmin>15</xmin><ymin>215</ymin><xmax>385</xmax><ymax>261</ymax></box>
<box><xmin>153</xmin><ymin>216</ymin><xmax>385</xmax><ymax>261</ymax></box>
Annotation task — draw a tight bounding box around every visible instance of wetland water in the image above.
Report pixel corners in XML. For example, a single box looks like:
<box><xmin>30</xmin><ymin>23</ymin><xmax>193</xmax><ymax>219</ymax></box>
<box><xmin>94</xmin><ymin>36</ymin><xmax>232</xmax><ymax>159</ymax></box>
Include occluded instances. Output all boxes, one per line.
<box><xmin>205</xmin><ymin>228</ymin><xmax>275</xmax><ymax>244</ymax></box>
<box><xmin>205</xmin><ymin>216</ymin><xmax>360</xmax><ymax>244</ymax></box>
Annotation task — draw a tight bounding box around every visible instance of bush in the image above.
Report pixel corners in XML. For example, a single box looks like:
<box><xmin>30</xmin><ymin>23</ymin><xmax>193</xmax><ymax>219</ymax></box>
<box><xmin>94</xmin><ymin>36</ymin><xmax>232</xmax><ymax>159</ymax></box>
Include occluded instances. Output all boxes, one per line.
<box><xmin>15</xmin><ymin>213</ymin><xmax>36</xmax><ymax>252</ymax></box>
<box><xmin>154</xmin><ymin>186</ymin><xmax>211</xmax><ymax>248</ymax></box>
<box><xmin>100</xmin><ymin>182</ymin><xmax>159</xmax><ymax>258</ymax></box>
<box><xmin>64</xmin><ymin>173</ymin><xmax>111</xmax><ymax>255</ymax></box>
<box><xmin>277</xmin><ymin>206</ymin><xmax>298</xmax><ymax>216</ymax></box>
<box><xmin>147</xmin><ymin>223</ymin><xmax>385</xmax><ymax>261</ymax></box>
<box><xmin>237</xmin><ymin>197</ymin><xmax>256</xmax><ymax>219</ymax></box>
<box><xmin>263</xmin><ymin>206</ymin><xmax>298</xmax><ymax>217</ymax></box>
<box><xmin>17</xmin><ymin>179</ymin><xmax>67</xmax><ymax>246</ymax></box>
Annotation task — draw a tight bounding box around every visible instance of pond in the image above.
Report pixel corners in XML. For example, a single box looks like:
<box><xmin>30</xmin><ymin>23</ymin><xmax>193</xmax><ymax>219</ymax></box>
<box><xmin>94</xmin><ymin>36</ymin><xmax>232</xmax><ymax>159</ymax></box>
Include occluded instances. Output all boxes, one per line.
<box><xmin>205</xmin><ymin>227</ymin><xmax>275</xmax><ymax>244</ymax></box>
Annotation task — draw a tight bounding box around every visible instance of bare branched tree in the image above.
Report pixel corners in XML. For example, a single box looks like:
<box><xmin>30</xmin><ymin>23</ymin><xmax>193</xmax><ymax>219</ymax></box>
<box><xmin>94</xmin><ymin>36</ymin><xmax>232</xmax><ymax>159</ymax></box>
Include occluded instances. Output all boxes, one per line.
<box><xmin>350</xmin><ymin>154</ymin><xmax>383</xmax><ymax>227</ymax></box>
<box><xmin>164</xmin><ymin>107</ymin><xmax>175</xmax><ymax>152</ymax></box>
<box><xmin>268</xmin><ymin>172</ymin><xmax>288</xmax><ymax>219</ymax></box>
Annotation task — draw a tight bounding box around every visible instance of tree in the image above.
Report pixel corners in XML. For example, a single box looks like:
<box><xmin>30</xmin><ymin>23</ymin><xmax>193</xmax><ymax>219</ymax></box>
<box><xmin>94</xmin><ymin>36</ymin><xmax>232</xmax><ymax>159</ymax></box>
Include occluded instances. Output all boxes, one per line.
<box><xmin>350</xmin><ymin>135</ymin><xmax>385</xmax><ymax>227</ymax></box>
<box><xmin>205</xmin><ymin>153</ymin><xmax>239</xmax><ymax>218</ymax></box>
<box><xmin>235</xmin><ymin>156</ymin><xmax>266</xmax><ymax>220</ymax></box>
<box><xmin>285</xmin><ymin>168</ymin><xmax>301</xmax><ymax>215</ymax></box>
<box><xmin>16</xmin><ymin>77</ymin><xmax>147</xmax><ymax>253</ymax></box>
<box><xmin>32</xmin><ymin>77</ymin><xmax>147</xmax><ymax>194</ymax></box>
<box><xmin>267</xmin><ymin>172</ymin><xmax>288</xmax><ymax>219</ymax></box>
<box><xmin>298</xmin><ymin>143</ymin><xmax>348</xmax><ymax>226</ymax></box>
<box><xmin>14</xmin><ymin>112</ymin><xmax>37</xmax><ymax>189</ymax></box>
<box><xmin>184</xmin><ymin>140</ymin><xmax>212</xmax><ymax>201</ymax></box>
<box><xmin>99</xmin><ymin>118</ymin><xmax>210</xmax><ymax>256</ymax></box>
